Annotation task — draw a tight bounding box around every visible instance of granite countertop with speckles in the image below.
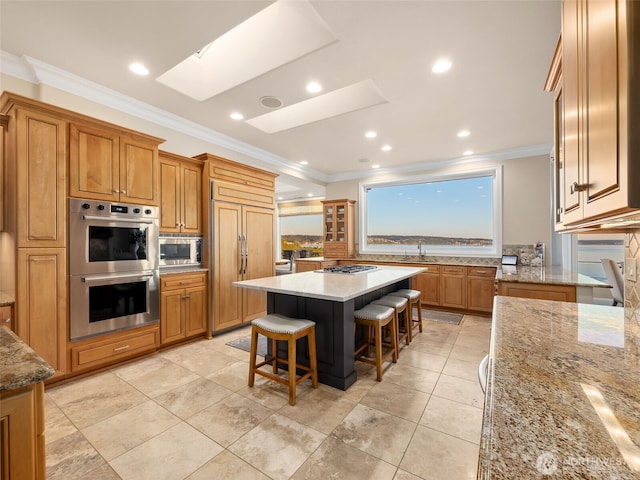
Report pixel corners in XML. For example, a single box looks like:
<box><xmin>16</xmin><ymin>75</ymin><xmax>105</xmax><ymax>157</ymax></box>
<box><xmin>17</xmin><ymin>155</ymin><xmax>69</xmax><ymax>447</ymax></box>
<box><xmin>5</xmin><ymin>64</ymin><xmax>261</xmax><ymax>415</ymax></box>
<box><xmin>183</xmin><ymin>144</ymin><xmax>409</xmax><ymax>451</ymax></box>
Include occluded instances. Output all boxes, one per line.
<box><xmin>0</xmin><ymin>291</ymin><xmax>15</xmax><ymax>306</ymax></box>
<box><xmin>478</xmin><ymin>296</ymin><xmax>640</xmax><ymax>479</ymax></box>
<box><xmin>0</xmin><ymin>326</ymin><xmax>54</xmax><ymax>391</ymax></box>
<box><xmin>495</xmin><ymin>266</ymin><xmax>611</xmax><ymax>288</ymax></box>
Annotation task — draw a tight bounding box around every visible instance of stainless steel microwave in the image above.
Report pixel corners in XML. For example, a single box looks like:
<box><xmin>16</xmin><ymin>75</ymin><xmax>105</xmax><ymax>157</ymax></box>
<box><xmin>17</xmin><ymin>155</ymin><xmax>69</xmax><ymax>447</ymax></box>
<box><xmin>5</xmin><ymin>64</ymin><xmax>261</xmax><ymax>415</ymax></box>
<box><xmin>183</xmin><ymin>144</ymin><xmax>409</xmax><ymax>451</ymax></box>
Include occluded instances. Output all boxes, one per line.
<box><xmin>159</xmin><ymin>236</ymin><xmax>202</xmax><ymax>267</ymax></box>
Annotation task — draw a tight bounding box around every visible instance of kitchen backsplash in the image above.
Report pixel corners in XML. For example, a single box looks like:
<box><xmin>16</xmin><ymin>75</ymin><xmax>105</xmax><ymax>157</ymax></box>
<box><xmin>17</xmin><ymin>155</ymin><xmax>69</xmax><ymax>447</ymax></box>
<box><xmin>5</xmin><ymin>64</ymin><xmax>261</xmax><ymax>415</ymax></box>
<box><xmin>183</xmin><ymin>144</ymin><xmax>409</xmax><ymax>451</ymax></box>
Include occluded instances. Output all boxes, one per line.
<box><xmin>625</xmin><ymin>229</ymin><xmax>640</xmax><ymax>314</ymax></box>
<box><xmin>354</xmin><ymin>243</ymin><xmax>544</xmax><ymax>267</ymax></box>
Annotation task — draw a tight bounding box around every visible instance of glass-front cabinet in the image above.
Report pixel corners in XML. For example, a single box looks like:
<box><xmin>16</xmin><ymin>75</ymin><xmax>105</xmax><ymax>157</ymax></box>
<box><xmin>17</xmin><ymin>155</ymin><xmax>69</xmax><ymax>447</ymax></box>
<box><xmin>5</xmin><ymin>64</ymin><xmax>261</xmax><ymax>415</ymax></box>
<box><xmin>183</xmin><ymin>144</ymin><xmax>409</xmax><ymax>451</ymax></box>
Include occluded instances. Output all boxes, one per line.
<box><xmin>322</xmin><ymin>199</ymin><xmax>355</xmax><ymax>258</ymax></box>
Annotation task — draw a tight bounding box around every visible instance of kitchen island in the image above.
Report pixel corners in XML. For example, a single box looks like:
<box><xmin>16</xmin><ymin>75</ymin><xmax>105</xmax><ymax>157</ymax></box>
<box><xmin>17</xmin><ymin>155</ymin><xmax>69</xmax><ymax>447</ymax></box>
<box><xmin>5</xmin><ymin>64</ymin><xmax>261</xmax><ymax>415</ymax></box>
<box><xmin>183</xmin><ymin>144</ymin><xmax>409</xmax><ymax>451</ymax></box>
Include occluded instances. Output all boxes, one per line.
<box><xmin>234</xmin><ymin>265</ymin><xmax>424</xmax><ymax>389</ymax></box>
<box><xmin>479</xmin><ymin>296</ymin><xmax>640</xmax><ymax>478</ymax></box>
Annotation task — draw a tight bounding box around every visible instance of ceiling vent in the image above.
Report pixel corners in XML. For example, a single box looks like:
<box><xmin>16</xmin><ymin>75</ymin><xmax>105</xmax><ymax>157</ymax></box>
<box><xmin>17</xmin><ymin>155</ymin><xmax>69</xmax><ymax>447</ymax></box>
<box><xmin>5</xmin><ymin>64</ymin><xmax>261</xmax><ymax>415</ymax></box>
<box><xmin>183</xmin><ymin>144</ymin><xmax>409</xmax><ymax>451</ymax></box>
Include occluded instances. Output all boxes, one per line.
<box><xmin>260</xmin><ymin>96</ymin><xmax>284</xmax><ymax>109</ymax></box>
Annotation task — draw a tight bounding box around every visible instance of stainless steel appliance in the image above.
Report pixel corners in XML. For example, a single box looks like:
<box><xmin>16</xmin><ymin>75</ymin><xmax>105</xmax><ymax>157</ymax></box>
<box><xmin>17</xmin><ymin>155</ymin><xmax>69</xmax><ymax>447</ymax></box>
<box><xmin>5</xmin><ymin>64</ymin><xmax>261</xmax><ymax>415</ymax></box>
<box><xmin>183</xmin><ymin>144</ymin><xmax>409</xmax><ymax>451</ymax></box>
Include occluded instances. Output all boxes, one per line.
<box><xmin>69</xmin><ymin>198</ymin><xmax>159</xmax><ymax>340</ymax></box>
<box><xmin>159</xmin><ymin>236</ymin><xmax>202</xmax><ymax>267</ymax></box>
<box><xmin>319</xmin><ymin>264</ymin><xmax>380</xmax><ymax>274</ymax></box>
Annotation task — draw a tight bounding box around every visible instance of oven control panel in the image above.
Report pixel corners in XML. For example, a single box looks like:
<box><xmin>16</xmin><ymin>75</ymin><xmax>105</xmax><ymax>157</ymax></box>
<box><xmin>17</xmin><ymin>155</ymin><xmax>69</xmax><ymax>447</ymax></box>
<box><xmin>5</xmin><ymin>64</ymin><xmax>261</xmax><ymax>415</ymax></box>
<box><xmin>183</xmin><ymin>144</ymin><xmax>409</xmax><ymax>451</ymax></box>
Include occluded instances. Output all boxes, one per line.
<box><xmin>70</xmin><ymin>198</ymin><xmax>158</xmax><ymax>219</ymax></box>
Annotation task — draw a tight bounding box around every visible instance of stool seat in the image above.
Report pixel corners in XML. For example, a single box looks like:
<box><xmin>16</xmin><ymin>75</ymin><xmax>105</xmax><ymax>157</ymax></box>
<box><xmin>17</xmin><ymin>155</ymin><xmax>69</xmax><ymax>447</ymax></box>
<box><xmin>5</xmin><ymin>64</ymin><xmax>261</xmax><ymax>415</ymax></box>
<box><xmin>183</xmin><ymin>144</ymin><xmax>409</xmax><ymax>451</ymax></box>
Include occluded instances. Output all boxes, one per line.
<box><xmin>390</xmin><ymin>289</ymin><xmax>421</xmax><ymax>301</ymax></box>
<box><xmin>372</xmin><ymin>295</ymin><xmax>410</xmax><ymax>347</ymax></box>
<box><xmin>248</xmin><ymin>315</ymin><xmax>318</xmax><ymax>406</ymax></box>
<box><xmin>252</xmin><ymin>314</ymin><xmax>315</xmax><ymax>334</ymax></box>
<box><xmin>354</xmin><ymin>304</ymin><xmax>395</xmax><ymax>321</ymax></box>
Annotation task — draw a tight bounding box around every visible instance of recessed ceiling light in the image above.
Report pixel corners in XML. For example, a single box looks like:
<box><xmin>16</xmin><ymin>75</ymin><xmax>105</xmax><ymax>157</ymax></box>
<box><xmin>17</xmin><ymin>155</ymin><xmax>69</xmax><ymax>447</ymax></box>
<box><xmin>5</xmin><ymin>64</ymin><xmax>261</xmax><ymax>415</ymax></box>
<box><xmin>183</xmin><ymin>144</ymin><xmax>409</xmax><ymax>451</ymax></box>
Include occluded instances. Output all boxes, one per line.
<box><xmin>463</xmin><ymin>150</ymin><xmax>473</xmax><ymax>156</ymax></box>
<box><xmin>129</xmin><ymin>62</ymin><xmax>149</xmax><ymax>76</ymax></box>
<box><xmin>365</xmin><ymin>131</ymin><xmax>377</xmax><ymax>139</ymax></box>
<box><xmin>299</xmin><ymin>160</ymin><xmax>308</xmax><ymax>165</ymax></box>
<box><xmin>432</xmin><ymin>58</ymin><xmax>452</xmax><ymax>74</ymax></box>
<box><xmin>230</xmin><ymin>112</ymin><xmax>244</xmax><ymax>120</ymax></box>
<box><xmin>307</xmin><ymin>193</ymin><xmax>314</xmax><ymax>197</ymax></box>
<box><xmin>306</xmin><ymin>81</ymin><xmax>322</xmax><ymax>93</ymax></box>
<box><xmin>381</xmin><ymin>145</ymin><xmax>392</xmax><ymax>152</ymax></box>
<box><xmin>457</xmin><ymin>130</ymin><xmax>470</xmax><ymax>138</ymax></box>
<box><xmin>277</xmin><ymin>196</ymin><xmax>284</xmax><ymax>201</ymax></box>
<box><xmin>372</xmin><ymin>164</ymin><xmax>380</xmax><ymax>169</ymax></box>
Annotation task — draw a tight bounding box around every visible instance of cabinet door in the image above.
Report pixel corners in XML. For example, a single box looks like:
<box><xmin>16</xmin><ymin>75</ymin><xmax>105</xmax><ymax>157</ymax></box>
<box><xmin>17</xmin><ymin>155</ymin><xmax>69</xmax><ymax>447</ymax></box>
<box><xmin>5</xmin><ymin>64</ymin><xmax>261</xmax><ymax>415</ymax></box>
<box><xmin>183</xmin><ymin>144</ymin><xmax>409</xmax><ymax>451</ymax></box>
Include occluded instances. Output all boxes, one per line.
<box><xmin>243</xmin><ymin>206</ymin><xmax>274</xmax><ymax>322</ymax></box>
<box><xmin>16</xmin><ymin>109</ymin><xmax>66</xmax><ymax>247</ymax></box>
<box><xmin>181</xmin><ymin>162</ymin><xmax>202</xmax><ymax>233</ymax></box>
<box><xmin>0</xmin><ymin>385</ymin><xmax>39</xmax><ymax>480</ymax></box>
<box><xmin>160</xmin><ymin>289</ymin><xmax>185</xmax><ymax>344</ymax></box>
<box><xmin>120</xmin><ymin>136</ymin><xmax>158</xmax><ymax>205</ymax></box>
<box><xmin>159</xmin><ymin>158</ymin><xmax>181</xmax><ymax>232</ymax></box>
<box><xmin>440</xmin><ymin>267</ymin><xmax>466</xmax><ymax>309</ymax></box>
<box><xmin>561</xmin><ymin>0</ymin><xmax>583</xmax><ymax>224</ymax></box>
<box><xmin>185</xmin><ymin>284</ymin><xmax>207</xmax><ymax>336</ymax></box>
<box><xmin>0</xmin><ymin>305</ymin><xmax>13</xmax><ymax>332</ymax></box>
<box><xmin>414</xmin><ymin>270</ymin><xmax>440</xmax><ymax>307</ymax></box>
<box><xmin>69</xmin><ymin>122</ymin><xmax>119</xmax><ymax>202</ymax></box>
<box><xmin>213</xmin><ymin>203</ymin><xmax>243</xmax><ymax>331</ymax></box>
<box><xmin>17</xmin><ymin>248</ymin><xmax>67</xmax><ymax>378</ymax></box>
<box><xmin>467</xmin><ymin>277</ymin><xmax>495</xmax><ymax>313</ymax></box>
<box><xmin>582</xmin><ymin>0</ymin><xmax>624</xmax><ymax>218</ymax></box>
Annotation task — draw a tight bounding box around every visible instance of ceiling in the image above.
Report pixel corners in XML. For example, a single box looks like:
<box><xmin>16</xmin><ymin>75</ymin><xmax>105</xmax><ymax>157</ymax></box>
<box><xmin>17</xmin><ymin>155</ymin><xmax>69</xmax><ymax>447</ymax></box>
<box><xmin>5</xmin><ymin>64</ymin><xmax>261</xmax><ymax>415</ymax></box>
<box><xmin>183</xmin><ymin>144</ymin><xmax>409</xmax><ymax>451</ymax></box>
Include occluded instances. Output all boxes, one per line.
<box><xmin>0</xmin><ymin>0</ymin><xmax>560</xmax><ymax>200</ymax></box>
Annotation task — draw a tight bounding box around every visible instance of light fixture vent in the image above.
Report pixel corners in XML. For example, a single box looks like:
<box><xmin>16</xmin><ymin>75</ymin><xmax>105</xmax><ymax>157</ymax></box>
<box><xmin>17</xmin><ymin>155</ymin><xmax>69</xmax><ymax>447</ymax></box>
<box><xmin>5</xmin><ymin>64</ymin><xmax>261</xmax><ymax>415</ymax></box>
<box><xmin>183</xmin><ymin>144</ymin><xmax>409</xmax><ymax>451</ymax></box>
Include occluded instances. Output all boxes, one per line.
<box><xmin>260</xmin><ymin>96</ymin><xmax>284</xmax><ymax>109</ymax></box>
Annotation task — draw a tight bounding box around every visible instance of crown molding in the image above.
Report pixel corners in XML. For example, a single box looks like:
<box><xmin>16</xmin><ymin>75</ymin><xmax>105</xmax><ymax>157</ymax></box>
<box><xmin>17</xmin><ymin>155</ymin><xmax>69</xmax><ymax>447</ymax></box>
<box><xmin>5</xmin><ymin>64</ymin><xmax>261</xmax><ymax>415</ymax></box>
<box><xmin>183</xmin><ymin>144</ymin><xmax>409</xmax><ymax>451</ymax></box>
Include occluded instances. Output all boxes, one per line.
<box><xmin>0</xmin><ymin>51</ymin><xmax>38</xmax><ymax>83</ymax></box>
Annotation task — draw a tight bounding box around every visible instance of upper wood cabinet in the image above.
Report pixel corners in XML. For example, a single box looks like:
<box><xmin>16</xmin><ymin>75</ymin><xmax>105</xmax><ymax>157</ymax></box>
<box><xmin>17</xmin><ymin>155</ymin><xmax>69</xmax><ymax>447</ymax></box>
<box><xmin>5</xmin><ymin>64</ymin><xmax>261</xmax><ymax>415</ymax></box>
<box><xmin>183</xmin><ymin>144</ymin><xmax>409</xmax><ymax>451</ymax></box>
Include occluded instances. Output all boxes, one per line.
<box><xmin>322</xmin><ymin>199</ymin><xmax>355</xmax><ymax>258</ymax></box>
<box><xmin>69</xmin><ymin>122</ymin><xmax>162</xmax><ymax>205</ymax></box>
<box><xmin>548</xmin><ymin>0</ymin><xmax>640</xmax><ymax>229</ymax></box>
<box><xmin>159</xmin><ymin>151</ymin><xmax>203</xmax><ymax>233</ymax></box>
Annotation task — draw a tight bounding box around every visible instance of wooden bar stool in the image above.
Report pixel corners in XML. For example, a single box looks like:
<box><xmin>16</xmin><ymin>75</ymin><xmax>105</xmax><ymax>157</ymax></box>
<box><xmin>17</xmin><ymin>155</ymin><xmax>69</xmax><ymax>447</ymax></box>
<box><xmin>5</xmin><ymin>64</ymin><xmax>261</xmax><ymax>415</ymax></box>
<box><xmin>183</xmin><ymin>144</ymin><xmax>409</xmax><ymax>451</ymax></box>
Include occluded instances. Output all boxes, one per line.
<box><xmin>389</xmin><ymin>289</ymin><xmax>423</xmax><ymax>337</ymax></box>
<box><xmin>354</xmin><ymin>304</ymin><xmax>397</xmax><ymax>381</ymax></box>
<box><xmin>372</xmin><ymin>294</ymin><xmax>410</xmax><ymax>348</ymax></box>
<box><xmin>248</xmin><ymin>314</ymin><xmax>318</xmax><ymax>406</ymax></box>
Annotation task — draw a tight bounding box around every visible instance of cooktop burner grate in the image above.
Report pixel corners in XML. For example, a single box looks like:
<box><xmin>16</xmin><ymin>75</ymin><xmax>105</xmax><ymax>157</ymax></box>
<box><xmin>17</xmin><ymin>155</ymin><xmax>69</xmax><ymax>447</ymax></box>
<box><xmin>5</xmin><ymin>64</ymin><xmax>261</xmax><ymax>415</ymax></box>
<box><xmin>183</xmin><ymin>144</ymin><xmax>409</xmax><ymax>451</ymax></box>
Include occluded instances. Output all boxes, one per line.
<box><xmin>321</xmin><ymin>264</ymin><xmax>379</xmax><ymax>274</ymax></box>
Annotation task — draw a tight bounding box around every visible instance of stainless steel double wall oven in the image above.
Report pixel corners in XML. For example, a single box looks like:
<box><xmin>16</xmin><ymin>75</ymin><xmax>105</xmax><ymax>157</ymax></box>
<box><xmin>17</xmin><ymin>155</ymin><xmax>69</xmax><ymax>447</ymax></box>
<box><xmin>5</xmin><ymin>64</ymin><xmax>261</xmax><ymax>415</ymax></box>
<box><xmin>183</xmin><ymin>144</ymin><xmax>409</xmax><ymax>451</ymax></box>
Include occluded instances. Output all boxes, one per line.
<box><xmin>69</xmin><ymin>198</ymin><xmax>159</xmax><ymax>340</ymax></box>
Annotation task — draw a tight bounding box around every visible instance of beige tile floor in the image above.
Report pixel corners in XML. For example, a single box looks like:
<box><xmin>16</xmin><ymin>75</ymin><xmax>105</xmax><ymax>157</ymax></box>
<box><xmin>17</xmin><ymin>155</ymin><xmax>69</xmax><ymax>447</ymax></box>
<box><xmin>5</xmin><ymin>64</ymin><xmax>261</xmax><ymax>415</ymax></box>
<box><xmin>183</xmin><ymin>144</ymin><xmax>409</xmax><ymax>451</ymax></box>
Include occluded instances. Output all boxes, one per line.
<box><xmin>45</xmin><ymin>314</ymin><xmax>490</xmax><ymax>480</ymax></box>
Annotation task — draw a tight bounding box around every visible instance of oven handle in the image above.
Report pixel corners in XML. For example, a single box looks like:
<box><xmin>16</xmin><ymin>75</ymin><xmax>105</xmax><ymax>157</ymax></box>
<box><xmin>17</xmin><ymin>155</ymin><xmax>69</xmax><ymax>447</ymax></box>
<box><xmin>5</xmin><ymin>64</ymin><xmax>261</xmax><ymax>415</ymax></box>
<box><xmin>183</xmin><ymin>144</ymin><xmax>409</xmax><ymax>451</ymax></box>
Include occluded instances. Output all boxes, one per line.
<box><xmin>81</xmin><ymin>214</ymin><xmax>154</xmax><ymax>225</ymax></box>
<box><xmin>81</xmin><ymin>273</ymin><xmax>154</xmax><ymax>283</ymax></box>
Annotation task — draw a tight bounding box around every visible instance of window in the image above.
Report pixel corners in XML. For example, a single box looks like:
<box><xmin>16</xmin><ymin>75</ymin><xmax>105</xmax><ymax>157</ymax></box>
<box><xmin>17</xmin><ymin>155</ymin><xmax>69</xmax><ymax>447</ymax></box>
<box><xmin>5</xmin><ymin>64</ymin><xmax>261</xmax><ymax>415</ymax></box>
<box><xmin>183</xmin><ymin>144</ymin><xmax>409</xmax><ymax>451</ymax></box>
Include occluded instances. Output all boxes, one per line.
<box><xmin>277</xmin><ymin>200</ymin><xmax>323</xmax><ymax>259</ymax></box>
<box><xmin>359</xmin><ymin>167</ymin><xmax>502</xmax><ymax>257</ymax></box>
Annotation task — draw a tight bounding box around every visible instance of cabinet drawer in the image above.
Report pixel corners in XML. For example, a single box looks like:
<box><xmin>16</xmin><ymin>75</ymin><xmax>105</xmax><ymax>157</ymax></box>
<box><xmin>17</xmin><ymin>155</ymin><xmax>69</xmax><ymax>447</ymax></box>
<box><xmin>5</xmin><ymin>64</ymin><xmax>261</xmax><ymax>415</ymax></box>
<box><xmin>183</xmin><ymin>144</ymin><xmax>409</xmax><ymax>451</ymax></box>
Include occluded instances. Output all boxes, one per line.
<box><xmin>420</xmin><ymin>264</ymin><xmax>440</xmax><ymax>274</ymax></box>
<box><xmin>161</xmin><ymin>273</ymin><xmax>207</xmax><ymax>290</ymax></box>
<box><xmin>467</xmin><ymin>267</ymin><xmax>496</xmax><ymax>277</ymax></box>
<box><xmin>323</xmin><ymin>243</ymin><xmax>347</xmax><ymax>258</ymax></box>
<box><xmin>71</xmin><ymin>329</ymin><xmax>158</xmax><ymax>371</ymax></box>
<box><xmin>442</xmin><ymin>265</ymin><xmax>465</xmax><ymax>275</ymax></box>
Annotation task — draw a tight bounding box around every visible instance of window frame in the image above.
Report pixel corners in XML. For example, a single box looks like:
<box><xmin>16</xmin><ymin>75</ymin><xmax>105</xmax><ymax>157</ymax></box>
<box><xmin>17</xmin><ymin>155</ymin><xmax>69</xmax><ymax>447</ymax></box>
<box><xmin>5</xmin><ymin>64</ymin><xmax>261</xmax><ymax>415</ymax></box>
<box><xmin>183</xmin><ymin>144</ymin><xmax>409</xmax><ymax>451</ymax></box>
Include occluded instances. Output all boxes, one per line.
<box><xmin>358</xmin><ymin>166</ymin><xmax>503</xmax><ymax>258</ymax></box>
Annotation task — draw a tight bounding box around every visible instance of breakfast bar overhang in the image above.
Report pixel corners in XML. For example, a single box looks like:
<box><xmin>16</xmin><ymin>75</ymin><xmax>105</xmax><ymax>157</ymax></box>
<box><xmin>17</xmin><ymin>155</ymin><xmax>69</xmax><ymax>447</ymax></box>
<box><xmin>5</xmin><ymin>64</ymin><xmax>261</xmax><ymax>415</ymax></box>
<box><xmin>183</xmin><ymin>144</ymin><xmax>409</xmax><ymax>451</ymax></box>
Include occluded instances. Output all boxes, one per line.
<box><xmin>233</xmin><ymin>265</ymin><xmax>425</xmax><ymax>390</ymax></box>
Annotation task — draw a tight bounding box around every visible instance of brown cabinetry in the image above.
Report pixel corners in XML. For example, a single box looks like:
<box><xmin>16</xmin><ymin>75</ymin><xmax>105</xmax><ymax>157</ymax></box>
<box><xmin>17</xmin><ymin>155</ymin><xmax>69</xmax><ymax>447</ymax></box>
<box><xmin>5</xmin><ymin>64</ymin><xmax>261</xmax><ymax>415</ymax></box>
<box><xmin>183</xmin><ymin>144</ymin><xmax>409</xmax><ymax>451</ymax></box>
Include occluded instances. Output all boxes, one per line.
<box><xmin>198</xmin><ymin>154</ymin><xmax>277</xmax><ymax>333</ymax></box>
<box><xmin>548</xmin><ymin>0</ymin><xmax>640</xmax><ymax>229</ymax></box>
<box><xmin>497</xmin><ymin>281</ymin><xmax>577</xmax><ymax>302</ymax></box>
<box><xmin>0</xmin><ymin>305</ymin><xmax>13</xmax><ymax>332</ymax></box>
<box><xmin>70</xmin><ymin>324</ymin><xmax>159</xmax><ymax>372</ymax></box>
<box><xmin>467</xmin><ymin>267</ymin><xmax>496</xmax><ymax>313</ymax></box>
<box><xmin>295</xmin><ymin>258</ymin><xmax>338</xmax><ymax>273</ymax></box>
<box><xmin>160</xmin><ymin>272</ymin><xmax>207</xmax><ymax>344</ymax></box>
<box><xmin>1</xmin><ymin>94</ymin><xmax>69</xmax><ymax>380</ymax></box>
<box><xmin>0</xmin><ymin>382</ymin><xmax>46</xmax><ymax>479</ymax></box>
<box><xmin>322</xmin><ymin>199</ymin><xmax>355</xmax><ymax>258</ymax></box>
<box><xmin>414</xmin><ymin>265</ymin><xmax>440</xmax><ymax>306</ymax></box>
<box><xmin>159</xmin><ymin>151</ymin><xmax>203</xmax><ymax>233</ymax></box>
<box><xmin>69</xmin><ymin>122</ymin><xmax>162</xmax><ymax>205</ymax></box>
<box><xmin>440</xmin><ymin>265</ymin><xmax>467</xmax><ymax>310</ymax></box>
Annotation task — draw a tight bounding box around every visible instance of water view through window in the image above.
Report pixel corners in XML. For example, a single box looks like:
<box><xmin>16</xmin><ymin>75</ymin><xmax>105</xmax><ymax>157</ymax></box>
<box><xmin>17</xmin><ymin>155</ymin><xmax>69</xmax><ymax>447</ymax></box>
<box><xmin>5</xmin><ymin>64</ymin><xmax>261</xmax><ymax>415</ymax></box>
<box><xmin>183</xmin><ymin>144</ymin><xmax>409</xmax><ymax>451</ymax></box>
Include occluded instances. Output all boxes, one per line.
<box><xmin>362</xmin><ymin>171</ymin><xmax>500</xmax><ymax>256</ymax></box>
<box><xmin>280</xmin><ymin>214</ymin><xmax>323</xmax><ymax>258</ymax></box>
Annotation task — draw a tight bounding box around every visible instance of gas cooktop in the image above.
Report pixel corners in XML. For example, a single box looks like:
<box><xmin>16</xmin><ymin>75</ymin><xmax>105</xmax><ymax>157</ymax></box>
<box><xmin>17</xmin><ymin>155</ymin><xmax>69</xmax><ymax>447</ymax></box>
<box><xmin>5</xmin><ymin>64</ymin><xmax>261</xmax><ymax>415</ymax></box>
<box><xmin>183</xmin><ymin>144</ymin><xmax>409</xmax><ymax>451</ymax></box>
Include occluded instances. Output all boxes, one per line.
<box><xmin>320</xmin><ymin>264</ymin><xmax>380</xmax><ymax>274</ymax></box>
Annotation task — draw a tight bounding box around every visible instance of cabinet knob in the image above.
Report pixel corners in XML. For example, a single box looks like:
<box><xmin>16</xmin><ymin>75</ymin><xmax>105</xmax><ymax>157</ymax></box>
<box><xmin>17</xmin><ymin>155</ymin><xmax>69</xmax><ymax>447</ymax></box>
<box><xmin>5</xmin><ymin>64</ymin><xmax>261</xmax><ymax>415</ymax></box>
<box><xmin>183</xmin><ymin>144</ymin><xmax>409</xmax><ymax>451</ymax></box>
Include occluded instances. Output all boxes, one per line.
<box><xmin>114</xmin><ymin>189</ymin><xmax>120</xmax><ymax>193</ymax></box>
<box><xmin>121</xmin><ymin>190</ymin><xmax>127</xmax><ymax>195</ymax></box>
<box><xmin>3</xmin><ymin>317</ymin><xmax>10</xmax><ymax>323</ymax></box>
<box><xmin>570</xmin><ymin>182</ymin><xmax>588</xmax><ymax>194</ymax></box>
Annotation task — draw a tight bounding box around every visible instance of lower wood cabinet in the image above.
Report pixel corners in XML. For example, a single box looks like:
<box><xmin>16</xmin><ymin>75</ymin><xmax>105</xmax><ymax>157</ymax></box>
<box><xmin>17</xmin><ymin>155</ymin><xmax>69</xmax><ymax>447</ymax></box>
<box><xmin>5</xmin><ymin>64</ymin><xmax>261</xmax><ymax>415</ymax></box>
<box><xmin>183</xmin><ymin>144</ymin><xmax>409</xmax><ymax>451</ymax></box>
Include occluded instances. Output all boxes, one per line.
<box><xmin>0</xmin><ymin>382</ymin><xmax>46</xmax><ymax>479</ymax></box>
<box><xmin>295</xmin><ymin>259</ymin><xmax>337</xmax><ymax>273</ymax></box>
<box><xmin>413</xmin><ymin>265</ymin><xmax>440</xmax><ymax>306</ymax></box>
<box><xmin>0</xmin><ymin>305</ymin><xmax>14</xmax><ymax>332</ymax></box>
<box><xmin>70</xmin><ymin>324</ymin><xmax>159</xmax><ymax>372</ymax></box>
<box><xmin>467</xmin><ymin>267</ymin><xmax>497</xmax><ymax>313</ymax></box>
<box><xmin>440</xmin><ymin>266</ymin><xmax>467</xmax><ymax>310</ymax></box>
<box><xmin>160</xmin><ymin>272</ymin><xmax>208</xmax><ymax>345</ymax></box>
<box><xmin>497</xmin><ymin>281</ymin><xmax>577</xmax><ymax>302</ymax></box>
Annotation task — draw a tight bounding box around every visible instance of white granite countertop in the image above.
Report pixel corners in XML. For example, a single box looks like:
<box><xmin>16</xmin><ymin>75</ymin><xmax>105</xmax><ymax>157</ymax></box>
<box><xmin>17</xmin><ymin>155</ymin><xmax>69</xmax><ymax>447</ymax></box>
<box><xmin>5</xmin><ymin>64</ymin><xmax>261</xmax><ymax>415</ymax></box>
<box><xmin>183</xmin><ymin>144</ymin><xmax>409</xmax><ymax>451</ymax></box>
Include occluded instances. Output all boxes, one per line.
<box><xmin>233</xmin><ymin>265</ymin><xmax>425</xmax><ymax>301</ymax></box>
<box><xmin>478</xmin><ymin>297</ymin><xmax>640</xmax><ymax>478</ymax></box>
<box><xmin>495</xmin><ymin>266</ymin><xmax>611</xmax><ymax>288</ymax></box>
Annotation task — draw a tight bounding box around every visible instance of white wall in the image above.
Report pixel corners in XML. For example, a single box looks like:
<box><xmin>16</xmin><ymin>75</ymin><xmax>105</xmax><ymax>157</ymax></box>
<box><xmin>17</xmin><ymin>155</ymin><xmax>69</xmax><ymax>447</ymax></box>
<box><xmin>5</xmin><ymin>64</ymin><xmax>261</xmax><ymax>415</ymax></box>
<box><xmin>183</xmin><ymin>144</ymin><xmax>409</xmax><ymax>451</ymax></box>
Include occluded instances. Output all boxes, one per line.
<box><xmin>326</xmin><ymin>154</ymin><xmax>552</xmax><ymax>252</ymax></box>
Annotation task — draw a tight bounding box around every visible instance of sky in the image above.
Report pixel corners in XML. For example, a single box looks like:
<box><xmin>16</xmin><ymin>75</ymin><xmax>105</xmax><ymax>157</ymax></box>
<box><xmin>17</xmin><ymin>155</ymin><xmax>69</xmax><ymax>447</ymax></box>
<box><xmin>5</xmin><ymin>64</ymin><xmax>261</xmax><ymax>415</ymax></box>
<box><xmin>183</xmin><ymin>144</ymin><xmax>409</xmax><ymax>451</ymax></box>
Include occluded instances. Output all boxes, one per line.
<box><xmin>280</xmin><ymin>214</ymin><xmax>323</xmax><ymax>236</ymax></box>
<box><xmin>366</xmin><ymin>175</ymin><xmax>493</xmax><ymax>238</ymax></box>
